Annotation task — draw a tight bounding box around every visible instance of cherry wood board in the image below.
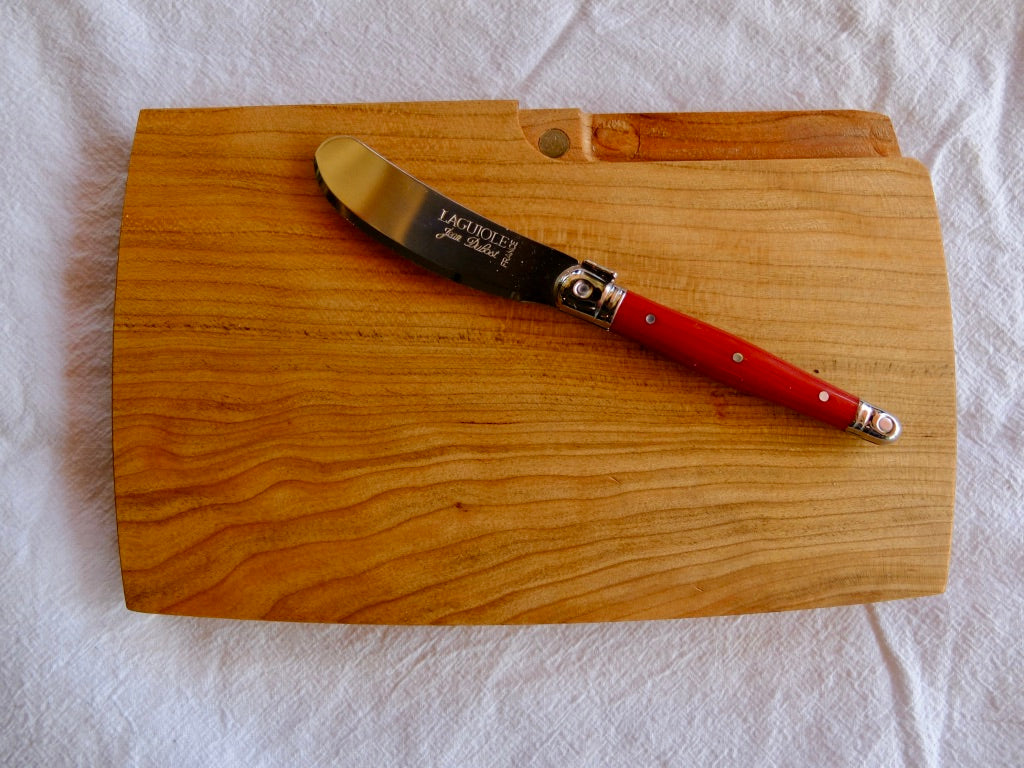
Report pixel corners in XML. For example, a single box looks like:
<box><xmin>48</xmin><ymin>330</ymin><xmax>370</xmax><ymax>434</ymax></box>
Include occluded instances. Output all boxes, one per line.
<box><xmin>113</xmin><ymin>101</ymin><xmax>955</xmax><ymax>624</ymax></box>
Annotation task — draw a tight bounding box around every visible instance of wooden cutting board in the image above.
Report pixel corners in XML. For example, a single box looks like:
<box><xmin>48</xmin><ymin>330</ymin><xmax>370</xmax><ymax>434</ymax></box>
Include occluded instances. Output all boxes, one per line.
<box><xmin>113</xmin><ymin>101</ymin><xmax>954</xmax><ymax>624</ymax></box>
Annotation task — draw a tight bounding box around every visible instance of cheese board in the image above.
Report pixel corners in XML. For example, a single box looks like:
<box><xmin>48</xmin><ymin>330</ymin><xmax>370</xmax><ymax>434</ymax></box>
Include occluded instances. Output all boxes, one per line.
<box><xmin>113</xmin><ymin>101</ymin><xmax>954</xmax><ymax>623</ymax></box>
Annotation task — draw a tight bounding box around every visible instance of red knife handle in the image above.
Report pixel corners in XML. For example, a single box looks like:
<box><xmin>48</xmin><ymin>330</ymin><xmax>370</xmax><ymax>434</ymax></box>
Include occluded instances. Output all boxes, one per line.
<box><xmin>613</xmin><ymin>290</ymin><xmax>862</xmax><ymax>427</ymax></box>
<box><xmin>554</xmin><ymin>261</ymin><xmax>901</xmax><ymax>443</ymax></box>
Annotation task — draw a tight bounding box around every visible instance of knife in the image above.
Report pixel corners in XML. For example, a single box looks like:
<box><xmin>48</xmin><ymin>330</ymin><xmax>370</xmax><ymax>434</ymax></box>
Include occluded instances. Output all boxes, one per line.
<box><xmin>314</xmin><ymin>136</ymin><xmax>901</xmax><ymax>444</ymax></box>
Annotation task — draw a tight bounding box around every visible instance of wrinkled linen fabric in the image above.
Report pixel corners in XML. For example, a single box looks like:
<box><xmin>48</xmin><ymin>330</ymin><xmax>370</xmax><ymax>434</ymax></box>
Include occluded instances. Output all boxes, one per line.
<box><xmin>1</xmin><ymin>2</ymin><xmax>1020</xmax><ymax>766</ymax></box>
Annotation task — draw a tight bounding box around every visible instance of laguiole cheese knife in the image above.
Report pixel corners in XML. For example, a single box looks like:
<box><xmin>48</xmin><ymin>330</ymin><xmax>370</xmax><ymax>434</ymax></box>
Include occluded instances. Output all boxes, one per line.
<box><xmin>314</xmin><ymin>136</ymin><xmax>901</xmax><ymax>444</ymax></box>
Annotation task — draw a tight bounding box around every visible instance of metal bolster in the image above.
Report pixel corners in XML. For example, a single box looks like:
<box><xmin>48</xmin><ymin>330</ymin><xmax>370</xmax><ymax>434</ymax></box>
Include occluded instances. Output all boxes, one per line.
<box><xmin>846</xmin><ymin>401</ymin><xmax>902</xmax><ymax>444</ymax></box>
<box><xmin>554</xmin><ymin>260</ymin><xmax>627</xmax><ymax>329</ymax></box>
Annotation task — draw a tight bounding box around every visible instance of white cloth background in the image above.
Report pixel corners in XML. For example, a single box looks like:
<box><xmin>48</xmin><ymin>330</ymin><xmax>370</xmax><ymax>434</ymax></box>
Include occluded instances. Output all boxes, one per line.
<box><xmin>2</xmin><ymin>2</ymin><xmax>1020</xmax><ymax>766</ymax></box>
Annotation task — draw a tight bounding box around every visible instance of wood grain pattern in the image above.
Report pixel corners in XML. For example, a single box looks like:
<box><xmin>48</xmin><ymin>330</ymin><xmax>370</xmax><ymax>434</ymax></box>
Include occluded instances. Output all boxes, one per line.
<box><xmin>518</xmin><ymin>108</ymin><xmax>900</xmax><ymax>162</ymax></box>
<box><xmin>590</xmin><ymin>110</ymin><xmax>901</xmax><ymax>160</ymax></box>
<box><xmin>113</xmin><ymin>101</ymin><xmax>954</xmax><ymax>624</ymax></box>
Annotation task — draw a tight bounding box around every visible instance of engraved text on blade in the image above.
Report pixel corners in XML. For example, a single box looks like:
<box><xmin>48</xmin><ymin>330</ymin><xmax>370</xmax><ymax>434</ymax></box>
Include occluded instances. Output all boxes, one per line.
<box><xmin>435</xmin><ymin>208</ymin><xmax>519</xmax><ymax>268</ymax></box>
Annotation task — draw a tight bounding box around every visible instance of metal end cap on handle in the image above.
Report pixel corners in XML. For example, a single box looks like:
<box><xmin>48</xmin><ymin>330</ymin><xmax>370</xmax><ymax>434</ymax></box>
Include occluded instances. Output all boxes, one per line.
<box><xmin>846</xmin><ymin>401</ymin><xmax>902</xmax><ymax>444</ymax></box>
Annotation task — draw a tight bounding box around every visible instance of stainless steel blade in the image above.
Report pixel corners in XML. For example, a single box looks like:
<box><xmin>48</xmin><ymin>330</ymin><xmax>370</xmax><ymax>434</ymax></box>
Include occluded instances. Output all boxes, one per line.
<box><xmin>314</xmin><ymin>136</ymin><xmax>577</xmax><ymax>304</ymax></box>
